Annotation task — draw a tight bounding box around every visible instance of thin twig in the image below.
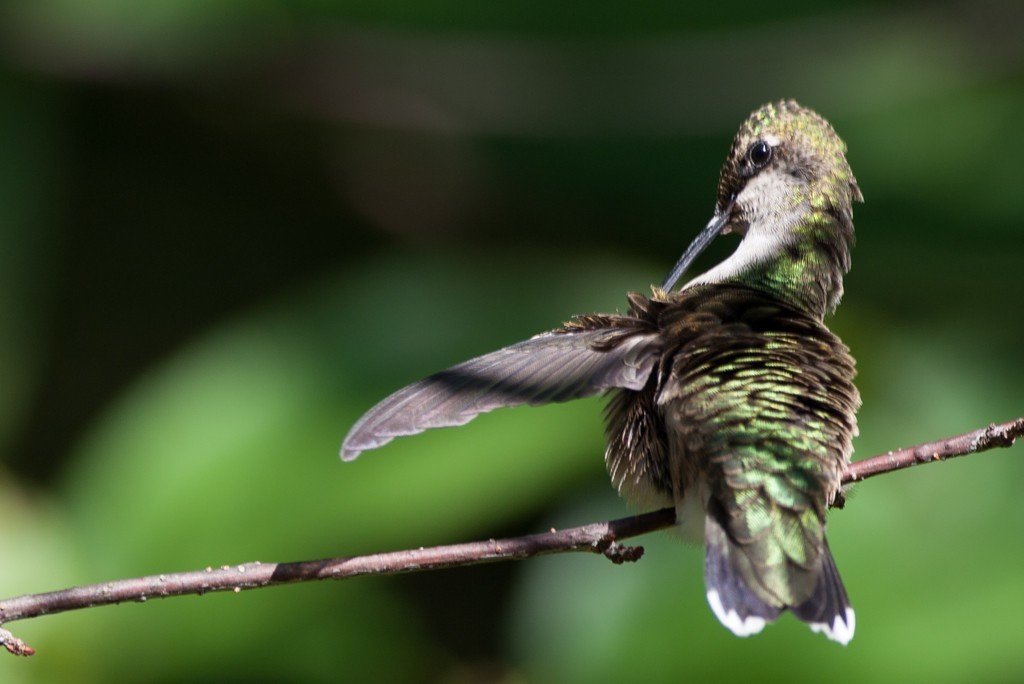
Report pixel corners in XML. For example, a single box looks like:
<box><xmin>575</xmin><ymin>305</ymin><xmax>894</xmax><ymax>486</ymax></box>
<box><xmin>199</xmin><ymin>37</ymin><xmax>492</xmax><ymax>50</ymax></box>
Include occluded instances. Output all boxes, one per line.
<box><xmin>0</xmin><ymin>509</ymin><xmax>674</xmax><ymax>629</ymax></box>
<box><xmin>0</xmin><ymin>417</ymin><xmax>1020</xmax><ymax>656</ymax></box>
<box><xmin>840</xmin><ymin>418</ymin><xmax>1024</xmax><ymax>483</ymax></box>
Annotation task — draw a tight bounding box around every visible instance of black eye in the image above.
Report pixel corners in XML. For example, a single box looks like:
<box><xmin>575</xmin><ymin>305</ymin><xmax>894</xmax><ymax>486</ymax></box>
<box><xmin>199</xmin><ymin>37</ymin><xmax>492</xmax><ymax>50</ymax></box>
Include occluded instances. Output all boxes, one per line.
<box><xmin>746</xmin><ymin>140</ymin><xmax>772</xmax><ymax>170</ymax></box>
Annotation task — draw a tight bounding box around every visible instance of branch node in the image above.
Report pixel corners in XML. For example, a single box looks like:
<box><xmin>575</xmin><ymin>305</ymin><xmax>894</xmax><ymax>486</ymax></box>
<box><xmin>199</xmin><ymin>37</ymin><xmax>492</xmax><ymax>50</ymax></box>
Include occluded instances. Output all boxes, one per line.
<box><xmin>974</xmin><ymin>419</ymin><xmax>1024</xmax><ymax>451</ymax></box>
<box><xmin>0</xmin><ymin>628</ymin><xmax>35</xmax><ymax>657</ymax></box>
<box><xmin>595</xmin><ymin>535</ymin><xmax>645</xmax><ymax>564</ymax></box>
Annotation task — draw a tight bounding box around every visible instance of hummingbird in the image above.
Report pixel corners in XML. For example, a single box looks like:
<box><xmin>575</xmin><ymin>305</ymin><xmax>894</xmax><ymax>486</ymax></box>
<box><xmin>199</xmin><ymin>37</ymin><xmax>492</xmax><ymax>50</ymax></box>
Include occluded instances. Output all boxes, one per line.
<box><xmin>341</xmin><ymin>100</ymin><xmax>863</xmax><ymax>644</ymax></box>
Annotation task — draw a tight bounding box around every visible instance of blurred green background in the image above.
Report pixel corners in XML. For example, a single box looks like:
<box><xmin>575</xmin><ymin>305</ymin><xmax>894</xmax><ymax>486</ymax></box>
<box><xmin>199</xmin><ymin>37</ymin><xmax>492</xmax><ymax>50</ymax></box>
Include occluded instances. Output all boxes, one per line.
<box><xmin>1</xmin><ymin>0</ymin><xmax>1022</xmax><ymax>682</ymax></box>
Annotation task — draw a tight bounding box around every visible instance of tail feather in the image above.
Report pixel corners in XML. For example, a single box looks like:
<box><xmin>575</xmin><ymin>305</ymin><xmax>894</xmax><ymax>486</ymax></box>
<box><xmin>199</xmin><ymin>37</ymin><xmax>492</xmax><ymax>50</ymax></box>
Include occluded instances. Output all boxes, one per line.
<box><xmin>792</xmin><ymin>542</ymin><xmax>855</xmax><ymax>645</ymax></box>
<box><xmin>704</xmin><ymin>502</ymin><xmax>855</xmax><ymax>644</ymax></box>
<box><xmin>704</xmin><ymin>504</ymin><xmax>782</xmax><ymax>637</ymax></box>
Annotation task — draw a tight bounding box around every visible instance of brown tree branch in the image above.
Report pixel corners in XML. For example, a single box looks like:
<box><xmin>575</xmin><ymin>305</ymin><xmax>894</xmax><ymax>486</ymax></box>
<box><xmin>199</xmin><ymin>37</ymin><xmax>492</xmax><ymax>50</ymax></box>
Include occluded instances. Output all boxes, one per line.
<box><xmin>1</xmin><ymin>417</ymin><xmax>1021</xmax><ymax>656</ymax></box>
<box><xmin>840</xmin><ymin>418</ymin><xmax>1023</xmax><ymax>483</ymax></box>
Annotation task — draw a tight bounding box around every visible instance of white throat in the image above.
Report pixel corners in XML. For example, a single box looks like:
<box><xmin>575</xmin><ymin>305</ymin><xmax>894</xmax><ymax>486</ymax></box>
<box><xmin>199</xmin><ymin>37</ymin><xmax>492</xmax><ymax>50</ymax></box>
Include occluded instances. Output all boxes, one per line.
<box><xmin>683</xmin><ymin>169</ymin><xmax>808</xmax><ymax>290</ymax></box>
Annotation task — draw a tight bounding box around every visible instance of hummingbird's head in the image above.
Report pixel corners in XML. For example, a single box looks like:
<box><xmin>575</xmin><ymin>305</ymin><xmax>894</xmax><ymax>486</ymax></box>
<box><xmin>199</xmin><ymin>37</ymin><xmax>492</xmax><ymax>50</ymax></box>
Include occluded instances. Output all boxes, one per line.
<box><xmin>714</xmin><ymin>99</ymin><xmax>863</xmax><ymax>235</ymax></box>
<box><xmin>661</xmin><ymin>100</ymin><xmax>863</xmax><ymax>296</ymax></box>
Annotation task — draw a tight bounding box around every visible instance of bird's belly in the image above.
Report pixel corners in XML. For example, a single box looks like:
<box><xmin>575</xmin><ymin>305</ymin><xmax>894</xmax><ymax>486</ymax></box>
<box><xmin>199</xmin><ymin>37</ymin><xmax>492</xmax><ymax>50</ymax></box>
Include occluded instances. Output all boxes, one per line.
<box><xmin>611</xmin><ymin>465</ymin><xmax>674</xmax><ymax>516</ymax></box>
<box><xmin>674</xmin><ymin>477</ymin><xmax>709</xmax><ymax>543</ymax></box>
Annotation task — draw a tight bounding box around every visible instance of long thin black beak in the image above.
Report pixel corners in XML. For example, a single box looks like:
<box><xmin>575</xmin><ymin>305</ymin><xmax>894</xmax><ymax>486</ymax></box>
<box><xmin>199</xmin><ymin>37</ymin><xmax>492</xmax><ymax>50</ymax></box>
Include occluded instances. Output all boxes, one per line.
<box><xmin>660</xmin><ymin>198</ymin><xmax>735</xmax><ymax>292</ymax></box>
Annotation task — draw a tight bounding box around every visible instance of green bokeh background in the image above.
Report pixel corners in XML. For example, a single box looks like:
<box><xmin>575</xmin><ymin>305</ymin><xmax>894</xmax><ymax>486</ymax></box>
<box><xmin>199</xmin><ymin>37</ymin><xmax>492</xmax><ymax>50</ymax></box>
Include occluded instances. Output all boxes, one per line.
<box><xmin>1</xmin><ymin>1</ymin><xmax>1022</xmax><ymax>682</ymax></box>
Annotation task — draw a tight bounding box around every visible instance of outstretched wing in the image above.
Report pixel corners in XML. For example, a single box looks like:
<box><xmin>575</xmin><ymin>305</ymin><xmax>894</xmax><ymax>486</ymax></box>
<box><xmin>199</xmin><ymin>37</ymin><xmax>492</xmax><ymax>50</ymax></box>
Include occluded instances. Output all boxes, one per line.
<box><xmin>341</xmin><ymin>322</ymin><xmax>660</xmax><ymax>461</ymax></box>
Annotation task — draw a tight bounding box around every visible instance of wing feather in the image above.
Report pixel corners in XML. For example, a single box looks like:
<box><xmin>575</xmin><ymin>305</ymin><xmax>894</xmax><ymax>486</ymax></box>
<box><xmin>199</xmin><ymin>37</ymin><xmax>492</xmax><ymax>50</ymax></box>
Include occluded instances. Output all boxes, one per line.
<box><xmin>341</xmin><ymin>326</ymin><xmax>660</xmax><ymax>460</ymax></box>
